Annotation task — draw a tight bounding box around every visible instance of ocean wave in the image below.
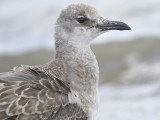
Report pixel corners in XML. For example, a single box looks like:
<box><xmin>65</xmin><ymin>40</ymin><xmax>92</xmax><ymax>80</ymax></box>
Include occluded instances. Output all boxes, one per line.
<box><xmin>98</xmin><ymin>84</ymin><xmax>160</xmax><ymax>120</ymax></box>
<box><xmin>121</xmin><ymin>53</ymin><xmax>160</xmax><ymax>84</ymax></box>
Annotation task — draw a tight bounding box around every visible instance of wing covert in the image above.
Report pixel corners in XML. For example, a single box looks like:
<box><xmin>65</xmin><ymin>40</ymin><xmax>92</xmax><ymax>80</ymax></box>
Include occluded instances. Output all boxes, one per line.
<box><xmin>0</xmin><ymin>67</ymin><xmax>70</xmax><ymax>120</ymax></box>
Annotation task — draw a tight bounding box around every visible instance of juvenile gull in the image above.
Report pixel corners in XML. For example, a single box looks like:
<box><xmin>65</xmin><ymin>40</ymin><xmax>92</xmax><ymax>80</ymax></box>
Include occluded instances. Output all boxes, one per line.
<box><xmin>0</xmin><ymin>3</ymin><xmax>130</xmax><ymax>120</ymax></box>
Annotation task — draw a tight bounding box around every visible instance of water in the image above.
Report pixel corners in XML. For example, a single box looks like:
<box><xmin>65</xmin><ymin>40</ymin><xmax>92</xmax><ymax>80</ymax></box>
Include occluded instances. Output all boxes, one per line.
<box><xmin>93</xmin><ymin>39</ymin><xmax>160</xmax><ymax>120</ymax></box>
<box><xmin>97</xmin><ymin>43</ymin><xmax>160</xmax><ymax>119</ymax></box>
<box><xmin>99</xmin><ymin>84</ymin><xmax>160</xmax><ymax>120</ymax></box>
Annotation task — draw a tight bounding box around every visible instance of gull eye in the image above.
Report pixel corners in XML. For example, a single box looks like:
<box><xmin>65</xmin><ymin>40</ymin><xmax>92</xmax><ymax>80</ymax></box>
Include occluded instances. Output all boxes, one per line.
<box><xmin>77</xmin><ymin>16</ymin><xmax>86</xmax><ymax>23</ymax></box>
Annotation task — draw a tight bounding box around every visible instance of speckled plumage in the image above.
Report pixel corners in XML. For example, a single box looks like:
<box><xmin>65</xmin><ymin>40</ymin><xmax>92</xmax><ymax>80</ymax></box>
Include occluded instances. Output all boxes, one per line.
<box><xmin>0</xmin><ymin>3</ymin><xmax>130</xmax><ymax>120</ymax></box>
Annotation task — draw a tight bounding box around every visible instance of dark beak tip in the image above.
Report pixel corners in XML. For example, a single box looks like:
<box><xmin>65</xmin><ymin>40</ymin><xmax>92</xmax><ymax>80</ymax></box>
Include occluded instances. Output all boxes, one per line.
<box><xmin>128</xmin><ymin>27</ymin><xmax>131</xmax><ymax>30</ymax></box>
<box><xmin>123</xmin><ymin>27</ymin><xmax>131</xmax><ymax>31</ymax></box>
<box><xmin>125</xmin><ymin>24</ymin><xmax>131</xmax><ymax>30</ymax></box>
<box><xmin>117</xmin><ymin>22</ymin><xmax>131</xmax><ymax>31</ymax></box>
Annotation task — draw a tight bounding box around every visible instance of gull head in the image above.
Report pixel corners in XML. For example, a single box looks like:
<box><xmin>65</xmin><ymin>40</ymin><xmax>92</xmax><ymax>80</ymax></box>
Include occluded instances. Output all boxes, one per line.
<box><xmin>55</xmin><ymin>3</ymin><xmax>131</xmax><ymax>45</ymax></box>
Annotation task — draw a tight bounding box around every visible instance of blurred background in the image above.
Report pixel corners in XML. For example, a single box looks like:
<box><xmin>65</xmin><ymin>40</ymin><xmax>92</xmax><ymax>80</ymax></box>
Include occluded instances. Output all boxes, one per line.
<box><xmin>0</xmin><ymin>0</ymin><xmax>160</xmax><ymax>119</ymax></box>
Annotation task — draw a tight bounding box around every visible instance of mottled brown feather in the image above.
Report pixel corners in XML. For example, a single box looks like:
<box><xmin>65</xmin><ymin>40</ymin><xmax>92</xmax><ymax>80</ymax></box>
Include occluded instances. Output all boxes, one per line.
<box><xmin>0</xmin><ymin>67</ymin><xmax>76</xmax><ymax>120</ymax></box>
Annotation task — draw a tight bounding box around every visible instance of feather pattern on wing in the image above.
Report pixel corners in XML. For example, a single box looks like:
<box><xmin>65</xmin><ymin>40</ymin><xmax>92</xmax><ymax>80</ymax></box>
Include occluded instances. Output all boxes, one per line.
<box><xmin>0</xmin><ymin>67</ymin><xmax>87</xmax><ymax>120</ymax></box>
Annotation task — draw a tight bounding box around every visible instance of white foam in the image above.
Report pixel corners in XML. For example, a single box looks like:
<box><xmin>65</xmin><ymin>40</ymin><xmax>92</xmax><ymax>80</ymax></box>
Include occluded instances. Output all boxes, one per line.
<box><xmin>121</xmin><ymin>53</ymin><xmax>160</xmax><ymax>83</ymax></box>
<box><xmin>98</xmin><ymin>84</ymin><xmax>160</xmax><ymax>120</ymax></box>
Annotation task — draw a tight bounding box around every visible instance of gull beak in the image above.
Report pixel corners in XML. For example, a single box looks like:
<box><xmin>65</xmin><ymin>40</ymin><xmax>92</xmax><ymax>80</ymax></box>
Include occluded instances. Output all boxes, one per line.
<box><xmin>96</xmin><ymin>20</ymin><xmax>131</xmax><ymax>31</ymax></box>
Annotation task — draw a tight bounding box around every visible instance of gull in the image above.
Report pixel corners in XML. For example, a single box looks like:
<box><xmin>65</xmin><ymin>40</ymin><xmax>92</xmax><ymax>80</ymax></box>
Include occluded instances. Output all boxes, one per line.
<box><xmin>0</xmin><ymin>3</ymin><xmax>130</xmax><ymax>120</ymax></box>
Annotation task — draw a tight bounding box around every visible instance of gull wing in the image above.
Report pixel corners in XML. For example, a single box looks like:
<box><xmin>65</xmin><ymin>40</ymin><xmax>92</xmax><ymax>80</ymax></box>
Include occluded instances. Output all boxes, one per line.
<box><xmin>0</xmin><ymin>66</ymin><xmax>50</xmax><ymax>83</ymax></box>
<box><xmin>0</xmin><ymin>67</ymin><xmax>72</xmax><ymax>120</ymax></box>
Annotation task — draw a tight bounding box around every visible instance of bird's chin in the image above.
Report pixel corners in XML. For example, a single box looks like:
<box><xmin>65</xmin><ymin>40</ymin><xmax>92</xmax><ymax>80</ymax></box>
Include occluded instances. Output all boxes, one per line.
<box><xmin>97</xmin><ymin>29</ymin><xmax>109</xmax><ymax>36</ymax></box>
